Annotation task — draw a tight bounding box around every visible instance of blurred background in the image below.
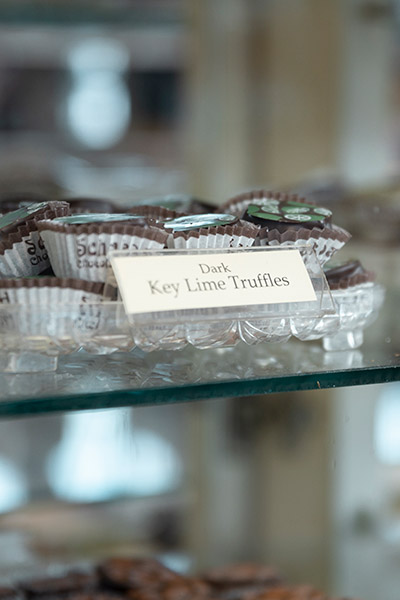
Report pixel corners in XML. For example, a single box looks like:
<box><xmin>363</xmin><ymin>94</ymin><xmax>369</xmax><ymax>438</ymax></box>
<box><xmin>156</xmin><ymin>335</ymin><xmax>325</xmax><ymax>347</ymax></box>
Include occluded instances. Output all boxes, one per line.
<box><xmin>0</xmin><ymin>1</ymin><xmax>400</xmax><ymax>600</ymax></box>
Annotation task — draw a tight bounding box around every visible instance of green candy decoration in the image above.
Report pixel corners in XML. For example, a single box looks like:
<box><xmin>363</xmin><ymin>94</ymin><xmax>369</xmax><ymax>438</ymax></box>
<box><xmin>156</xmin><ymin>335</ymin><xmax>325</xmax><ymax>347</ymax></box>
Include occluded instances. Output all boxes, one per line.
<box><xmin>246</xmin><ymin>200</ymin><xmax>332</xmax><ymax>224</ymax></box>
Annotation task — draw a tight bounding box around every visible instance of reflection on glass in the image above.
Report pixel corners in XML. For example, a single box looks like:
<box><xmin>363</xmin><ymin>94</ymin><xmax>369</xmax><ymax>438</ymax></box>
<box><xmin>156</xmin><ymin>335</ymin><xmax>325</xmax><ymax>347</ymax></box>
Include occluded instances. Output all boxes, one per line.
<box><xmin>63</xmin><ymin>38</ymin><xmax>131</xmax><ymax>149</ymax></box>
<box><xmin>46</xmin><ymin>409</ymin><xmax>182</xmax><ymax>502</ymax></box>
<box><xmin>0</xmin><ymin>457</ymin><xmax>27</xmax><ymax>513</ymax></box>
<box><xmin>375</xmin><ymin>383</ymin><xmax>400</xmax><ymax>464</ymax></box>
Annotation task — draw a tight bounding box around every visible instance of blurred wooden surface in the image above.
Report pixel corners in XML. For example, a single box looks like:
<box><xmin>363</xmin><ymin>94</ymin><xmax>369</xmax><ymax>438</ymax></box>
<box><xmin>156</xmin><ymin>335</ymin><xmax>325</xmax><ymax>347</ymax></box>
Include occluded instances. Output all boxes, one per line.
<box><xmin>265</xmin><ymin>0</ymin><xmax>339</xmax><ymax>185</ymax></box>
<box><xmin>186</xmin><ymin>0</ymin><xmax>340</xmax><ymax>202</ymax></box>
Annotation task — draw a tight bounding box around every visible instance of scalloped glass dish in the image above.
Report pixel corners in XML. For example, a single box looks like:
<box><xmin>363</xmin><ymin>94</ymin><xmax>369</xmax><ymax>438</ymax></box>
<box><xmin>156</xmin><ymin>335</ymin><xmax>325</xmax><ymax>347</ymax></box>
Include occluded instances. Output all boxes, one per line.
<box><xmin>291</xmin><ymin>282</ymin><xmax>385</xmax><ymax>351</ymax></box>
<box><xmin>114</xmin><ymin>245</ymin><xmax>336</xmax><ymax>352</ymax></box>
<box><xmin>0</xmin><ymin>284</ymin><xmax>384</xmax><ymax>373</ymax></box>
<box><xmin>0</xmin><ymin>302</ymin><xmax>133</xmax><ymax>373</ymax></box>
<box><xmin>0</xmin><ymin>243</ymin><xmax>385</xmax><ymax>372</ymax></box>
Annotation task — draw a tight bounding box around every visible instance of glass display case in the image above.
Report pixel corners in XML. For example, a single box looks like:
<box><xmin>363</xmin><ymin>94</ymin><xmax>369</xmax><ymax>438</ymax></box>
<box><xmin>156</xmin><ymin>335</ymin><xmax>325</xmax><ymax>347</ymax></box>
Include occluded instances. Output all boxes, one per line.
<box><xmin>1</xmin><ymin>3</ymin><xmax>400</xmax><ymax>600</ymax></box>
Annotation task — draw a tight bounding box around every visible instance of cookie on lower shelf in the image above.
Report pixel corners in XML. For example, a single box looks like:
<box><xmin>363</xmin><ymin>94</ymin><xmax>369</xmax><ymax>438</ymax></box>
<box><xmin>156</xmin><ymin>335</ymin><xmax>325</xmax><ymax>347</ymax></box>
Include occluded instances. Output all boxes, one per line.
<box><xmin>203</xmin><ymin>563</ymin><xmax>282</xmax><ymax>600</ymax></box>
<box><xmin>19</xmin><ymin>571</ymin><xmax>98</xmax><ymax>597</ymax></box>
<box><xmin>0</xmin><ymin>587</ymin><xmax>20</xmax><ymax>600</ymax></box>
<box><xmin>98</xmin><ymin>557</ymin><xmax>182</xmax><ymax>592</ymax></box>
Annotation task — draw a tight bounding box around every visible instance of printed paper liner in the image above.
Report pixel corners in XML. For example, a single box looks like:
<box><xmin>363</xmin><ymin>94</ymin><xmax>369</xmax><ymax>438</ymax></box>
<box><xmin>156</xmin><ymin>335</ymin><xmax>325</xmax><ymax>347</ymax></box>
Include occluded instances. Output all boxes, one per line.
<box><xmin>0</xmin><ymin>231</ymin><xmax>49</xmax><ymax>277</ymax></box>
<box><xmin>167</xmin><ymin>222</ymin><xmax>259</xmax><ymax>249</ymax></box>
<box><xmin>258</xmin><ymin>224</ymin><xmax>351</xmax><ymax>266</ymax></box>
<box><xmin>0</xmin><ymin>277</ymin><xmax>107</xmax><ymax>304</ymax></box>
<box><xmin>0</xmin><ymin>201</ymin><xmax>70</xmax><ymax>278</ymax></box>
<box><xmin>38</xmin><ymin>221</ymin><xmax>168</xmax><ymax>282</ymax></box>
<box><xmin>0</xmin><ymin>301</ymin><xmax>133</xmax><ymax>361</ymax></box>
<box><xmin>73</xmin><ymin>301</ymin><xmax>134</xmax><ymax>355</ymax></box>
<box><xmin>0</xmin><ymin>278</ymin><xmax>109</xmax><ymax>350</ymax></box>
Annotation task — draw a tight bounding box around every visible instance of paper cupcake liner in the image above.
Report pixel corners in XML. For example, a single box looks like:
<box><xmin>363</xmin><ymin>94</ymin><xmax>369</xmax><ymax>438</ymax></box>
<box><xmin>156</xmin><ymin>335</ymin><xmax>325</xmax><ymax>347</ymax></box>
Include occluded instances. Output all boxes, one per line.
<box><xmin>0</xmin><ymin>202</ymin><xmax>70</xmax><ymax>278</ymax></box>
<box><xmin>0</xmin><ymin>231</ymin><xmax>50</xmax><ymax>277</ymax></box>
<box><xmin>167</xmin><ymin>222</ymin><xmax>259</xmax><ymax>249</ymax></box>
<box><xmin>0</xmin><ymin>277</ymin><xmax>107</xmax><ymax>304</ymax></box>
<box><xmin>0</xmin><ymin>278</ymin><xmax>117</xmax><ymax>350</ymax></box>
<box><xmin>257</xmin><ymin>224</ymin><xmax>351</xmax><ymax>265</ymax></box>
<box><xmin>38</xmin><ymin>224</ymin><xmax>168</xmax><ymax>282</ymax></box>
<box><xmin>220</xmin><ymin>191</ymin><xmax>311</xmax><ymax>217</ymax></box>
<box><xmin>325</xmin><ymin>268</ymin><xmax>375</xmax><ymax>290</ymax></box>
<box><xmin>0</xmin><ymin>201</ymin><xmax>70</xmax><ymax>252</ymax></box>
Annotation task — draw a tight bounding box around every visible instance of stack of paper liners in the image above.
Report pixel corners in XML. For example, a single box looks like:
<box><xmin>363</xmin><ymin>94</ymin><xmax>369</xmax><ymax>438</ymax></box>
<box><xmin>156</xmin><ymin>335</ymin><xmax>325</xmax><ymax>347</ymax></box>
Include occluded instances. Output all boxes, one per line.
<box><xmin>0</xmin><ymin>201</ymin><xmax>70</xmax><ymax>277</ymax></box>
<box><xmin>0</xmin><ymin>277</ymin><xmax>109</xmax><ymax>342</ymax></box>
<box><xmin>167</xmin><ymin>220</ymin><xmax>260</xmax><ymax>249</ymax></box>
<box><xmin>37</xmin><ymin>220</ymin><xmax>169</xmax><ymax>282</ymax></box>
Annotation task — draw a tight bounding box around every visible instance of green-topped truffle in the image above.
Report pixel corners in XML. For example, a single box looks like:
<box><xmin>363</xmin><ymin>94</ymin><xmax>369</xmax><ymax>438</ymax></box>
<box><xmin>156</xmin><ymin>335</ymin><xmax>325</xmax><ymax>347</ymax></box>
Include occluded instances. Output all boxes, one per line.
<box><xmin>244</xmin><ymin>199</ymin><xmax>332</xmax><ymax>231</ymax></box>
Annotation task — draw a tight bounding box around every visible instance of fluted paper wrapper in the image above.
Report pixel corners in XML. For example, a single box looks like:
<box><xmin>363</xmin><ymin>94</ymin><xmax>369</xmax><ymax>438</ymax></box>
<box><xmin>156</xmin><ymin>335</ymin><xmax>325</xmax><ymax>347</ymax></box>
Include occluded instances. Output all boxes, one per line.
<box><xmin>38</xmin><ymin>222</ymin><xmax>168</xmax><ymax>282</ymax></box>
<box><xmin>0</xmin><ymin>231</ymin><xmax>50</xmax><ymax>277</ymax></box>
<box><xmin>0</xmin><ymin>201</ymin><xmax>70</xmax><ymax>278</ymax></box>
<box><xmin>326</xmin><ymin>270</ymin><xmax>375</xmax><ymax>291</ymax></box>
<box><xmin>0</xmin><ymin>277</ymin><xmax>106</xmax><ymax>305</ymax></box>
<box><xmin>0</xmin><ymin>278</ymin><xmax>108</xmax><ymax>341</ymax></box>
<box><xmin>167</xmin><ymin>222</ymin><xmax>259</xmax><ymax>249</ymax></box>
<box><xmin>257</xmin><ymin>224</ymin><xmax>351</xmax><ymax>266</ymax></box>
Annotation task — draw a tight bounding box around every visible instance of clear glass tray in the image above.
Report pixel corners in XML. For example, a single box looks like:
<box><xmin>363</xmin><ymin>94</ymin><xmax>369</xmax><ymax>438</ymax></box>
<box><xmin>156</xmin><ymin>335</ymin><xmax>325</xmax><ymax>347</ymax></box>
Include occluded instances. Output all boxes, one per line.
<box><xmin>0</xmin><ymin>247</ymin><xmax>385</xmax><ymax>373</ymax></box>
<box><xmin>0</xmin><ymin>282</ymin><xmax>393</xmax><ymax>415</ymax></box>
<box><xmin>0</xmin><ymin>245</ymin><xmax>337</xmax><ymax>372</ymax></box>
<box><xmin>111</xmin><ymin>245</ymin><xmax>335</xmax><ymax>351</ymax></box>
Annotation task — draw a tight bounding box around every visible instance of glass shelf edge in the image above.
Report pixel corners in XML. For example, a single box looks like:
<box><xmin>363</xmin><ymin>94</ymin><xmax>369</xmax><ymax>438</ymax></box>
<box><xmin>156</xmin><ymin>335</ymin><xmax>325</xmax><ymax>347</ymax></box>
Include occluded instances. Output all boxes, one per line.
<box><xmin>1</xmin><ymin>365</ymin><xmax>400</xmax><ymax>420</ymax></box>
<box><xmin>0</xmin><ymin>5</ymin><xmax>184</xmax><ymax>27</ymax></box>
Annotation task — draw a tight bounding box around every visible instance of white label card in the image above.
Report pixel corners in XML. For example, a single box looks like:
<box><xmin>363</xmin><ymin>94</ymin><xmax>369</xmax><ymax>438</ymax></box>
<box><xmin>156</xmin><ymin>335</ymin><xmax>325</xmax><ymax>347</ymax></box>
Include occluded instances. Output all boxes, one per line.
<box><xmin>110</xmin><ymin>248</ymin><xmax>317</xmax><ymax>315</ymax></box>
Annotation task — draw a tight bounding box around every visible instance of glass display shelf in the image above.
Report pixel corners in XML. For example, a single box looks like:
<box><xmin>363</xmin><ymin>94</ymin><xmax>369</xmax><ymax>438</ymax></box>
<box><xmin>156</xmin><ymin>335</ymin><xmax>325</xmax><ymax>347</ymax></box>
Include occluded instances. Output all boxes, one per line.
<box><xmin>0</xmin><ymin>2</ymin><xmax>183</xmax><ymax>27</ymax></box>
<box><xmin>0</xmin><ymin>286</ymin><xmax>397</xmax><ymax>419</ymax></box>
